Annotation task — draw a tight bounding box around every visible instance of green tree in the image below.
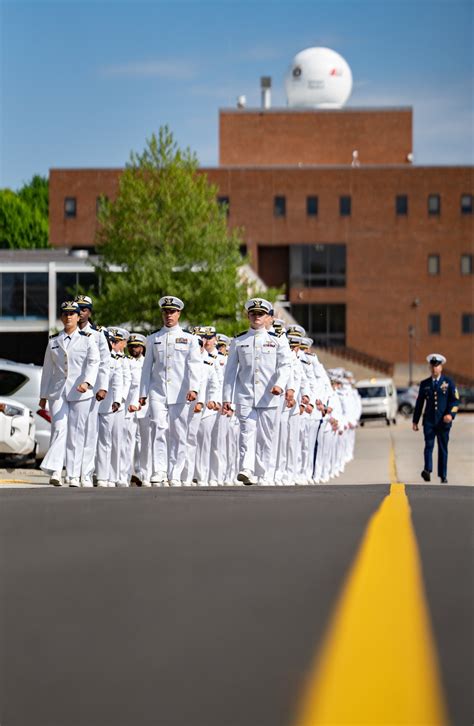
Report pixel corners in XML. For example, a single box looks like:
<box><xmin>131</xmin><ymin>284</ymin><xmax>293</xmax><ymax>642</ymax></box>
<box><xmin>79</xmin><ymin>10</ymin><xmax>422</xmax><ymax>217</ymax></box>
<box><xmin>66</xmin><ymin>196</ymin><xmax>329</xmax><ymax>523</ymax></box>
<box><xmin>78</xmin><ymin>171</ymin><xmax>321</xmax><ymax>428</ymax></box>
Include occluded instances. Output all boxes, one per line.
<box><xmin>0</xmin><ymin>188</ymin><xmax>49</xmax><ymax>249</ymax></box>
<box><xmin>18</xmin><ymin>174</ymin><xmax>49</xmax><ymax>218</ymax></box>
<box><xmin>94</xmin><ymin>127</ymin><xmax>264</xmax><ymax>334</ymax></box>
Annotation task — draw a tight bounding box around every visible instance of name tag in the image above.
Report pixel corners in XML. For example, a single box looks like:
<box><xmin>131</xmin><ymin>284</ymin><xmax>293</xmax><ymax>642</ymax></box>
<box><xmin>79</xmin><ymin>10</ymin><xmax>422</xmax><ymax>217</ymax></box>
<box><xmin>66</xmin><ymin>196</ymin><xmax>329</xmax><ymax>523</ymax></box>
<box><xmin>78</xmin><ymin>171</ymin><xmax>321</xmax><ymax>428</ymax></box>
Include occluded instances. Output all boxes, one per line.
<box><xmin>51</xmin><ymin>345</ymin><xmax>59</xmax><ymax>349</ymax></box>
<box><xmin>263</xmin><ymin>343</ymin><xmax>276</xmax><ymax>348</ymax></box>
<box><xmin>175</xmin><ymin>338</ymin><xmax>189</xmax><ymax>344</ymax></box>
<box><xmin>154</xmin><ymin>340</ymin><xmax>162</xmax><ymax>345</ymax></box>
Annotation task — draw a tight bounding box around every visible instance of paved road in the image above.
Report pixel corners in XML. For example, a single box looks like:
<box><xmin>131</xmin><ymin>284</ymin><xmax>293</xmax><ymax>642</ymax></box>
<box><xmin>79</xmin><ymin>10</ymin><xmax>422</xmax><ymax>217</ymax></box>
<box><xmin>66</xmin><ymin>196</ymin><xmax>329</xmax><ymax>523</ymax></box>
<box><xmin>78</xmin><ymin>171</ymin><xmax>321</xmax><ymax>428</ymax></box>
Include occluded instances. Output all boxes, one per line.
<box><xmin>0</xmin><ymin>416</ymin><xmax>472</xmax><ymax>726</ymax></box>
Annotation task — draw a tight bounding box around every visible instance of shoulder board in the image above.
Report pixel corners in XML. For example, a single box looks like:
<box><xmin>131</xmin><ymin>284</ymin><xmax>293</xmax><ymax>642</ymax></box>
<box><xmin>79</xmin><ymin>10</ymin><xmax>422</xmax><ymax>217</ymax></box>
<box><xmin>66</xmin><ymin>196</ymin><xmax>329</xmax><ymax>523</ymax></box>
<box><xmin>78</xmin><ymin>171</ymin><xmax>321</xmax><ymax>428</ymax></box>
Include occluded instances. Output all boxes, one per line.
<box><xmin>111</xmin><ymin>353</ymin><xmax>119</xmax><ymax>359</ymax></box>
<box><xmin>301</xmin><ymin>359</ymin><xmax>311</xmax><ymax>365</ymax></box>
<box><xmin>79</xmin><ymin>331</ymin><xmax>92</xmax><ymax>337</ymax></box>
<box><xmin>91</xmin><ymin>323</ymin><xmax>104</xmax><ymax>332</ymax></box>
<box><xmin>204</xmin><ymin>360</ymin><xmax>213</xmax><ymax>366</ymax></box>
<box><xmin>236</xmin><ymin>330</ymin><xmax>248</xmax><ymax>338</ymax></box>
<box><xmin>49</xmin><ymin>332</ymin><xmax>59</xmax><ymax>339</ymax></box>
<box><xmin>268</xmin><ymin>331</ymin><xmax>277</xmax><ymax>337</ymax></box>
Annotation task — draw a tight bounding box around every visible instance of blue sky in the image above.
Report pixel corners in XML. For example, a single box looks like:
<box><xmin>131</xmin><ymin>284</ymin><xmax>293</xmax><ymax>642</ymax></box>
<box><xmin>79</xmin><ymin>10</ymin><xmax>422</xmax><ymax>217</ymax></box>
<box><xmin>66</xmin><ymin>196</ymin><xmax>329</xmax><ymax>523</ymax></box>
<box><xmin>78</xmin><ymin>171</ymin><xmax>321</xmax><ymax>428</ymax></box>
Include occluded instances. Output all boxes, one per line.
<box><xmin>1</xmin><ymin>0</ymin><xmax>472</xmax><ymax>189</ymax></box>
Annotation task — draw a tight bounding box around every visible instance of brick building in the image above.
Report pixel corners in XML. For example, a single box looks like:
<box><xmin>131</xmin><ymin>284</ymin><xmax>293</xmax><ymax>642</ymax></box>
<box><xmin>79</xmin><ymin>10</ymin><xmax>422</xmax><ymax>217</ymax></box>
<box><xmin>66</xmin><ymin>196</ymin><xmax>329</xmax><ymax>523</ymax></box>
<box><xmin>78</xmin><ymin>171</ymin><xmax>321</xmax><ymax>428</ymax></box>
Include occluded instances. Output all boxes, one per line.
<box><xmin>47</xmin><ymin>107</ymin><xmax>474</xmax><ymax>379</ymax></box>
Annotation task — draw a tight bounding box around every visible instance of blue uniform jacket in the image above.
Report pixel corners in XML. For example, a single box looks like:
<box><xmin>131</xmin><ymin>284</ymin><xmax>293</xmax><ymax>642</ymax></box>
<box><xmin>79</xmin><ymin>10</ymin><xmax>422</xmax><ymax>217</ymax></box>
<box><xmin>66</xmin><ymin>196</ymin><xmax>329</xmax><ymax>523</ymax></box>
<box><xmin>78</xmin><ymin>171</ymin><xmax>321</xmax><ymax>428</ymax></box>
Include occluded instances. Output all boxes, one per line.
<box><xmin>412</xmin><ymin>375</ymin><xmax>459</xmax><ymax>425</ymax></box>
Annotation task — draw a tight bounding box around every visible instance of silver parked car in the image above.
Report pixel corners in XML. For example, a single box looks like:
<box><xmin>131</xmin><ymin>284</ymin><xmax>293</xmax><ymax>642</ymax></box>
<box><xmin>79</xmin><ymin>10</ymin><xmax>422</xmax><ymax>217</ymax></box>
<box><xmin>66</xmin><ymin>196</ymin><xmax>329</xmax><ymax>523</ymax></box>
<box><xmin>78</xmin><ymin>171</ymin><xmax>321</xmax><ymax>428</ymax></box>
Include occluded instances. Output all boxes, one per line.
<box><xmin>0</xmin><ymin>396</ymin><xmax>36</xmax><ymax>458</ymax></box>
<box><xmin>0</xmin><ymin>359</ymin><xmax>50</xmax><ymax>460</ymax></box>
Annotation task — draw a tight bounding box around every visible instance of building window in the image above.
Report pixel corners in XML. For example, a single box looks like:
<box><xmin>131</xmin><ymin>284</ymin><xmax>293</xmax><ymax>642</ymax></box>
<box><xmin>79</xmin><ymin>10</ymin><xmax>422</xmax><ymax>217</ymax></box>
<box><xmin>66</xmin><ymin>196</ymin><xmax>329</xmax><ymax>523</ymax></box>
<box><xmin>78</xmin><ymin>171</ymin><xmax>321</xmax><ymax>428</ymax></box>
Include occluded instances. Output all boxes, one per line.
<box><xmin>428</xmin><ymin>313</ymin><xmax>441</xmax><ymax>335</ymax></box>
<box><xmin>428</xmin><ymin>194</ymin><xmax>441</xmax><ymax>215</ymax></box>
<box><xmin>291</xmin><ymin>303</ymin><xmax>346</xmax><ymax>346</ymax></box>
<box><xmin>428</xmin><ymin>254</ymin><xmax>440</xmax><ymax>275</ymax></box>
<box><xmin>64</xmin><ymin>197</ymin><xmax>77</xmax><ymax>218</ymax></box>
<box><xmin>290</xmin><ymin>244</ymin><xmax>346</xmax><ymax>288</ymax></box>
<box><xmin>307</xmin><ymin>196</ymin><xmax>318</xmax><ymax>216</ymax></box>
<box><xmin>462</xmin><ymin>314</ymin><xmax>474</xmax><ymax>334</ymax></box>
<box><xmin>461</xmin><ymin>254</ymin><xmax>473</xmax><ymax>274</ymax></box>
<box><xmin>274</xmin><ymin>196</ymin><xmax>286</xmax><ymax>217</ymax></box>
<box><xmin>56</xmin><ymin>272</ymin><xmax>100</xmax><ymax>311</ymax></box>
<box><xmin>396</xmin><ymin>195</ymin><xmax>408</xmax><ymax>215</ymax></box>
<box><xmin>339</xmin><ymin>196</ymin><xmax>351</xmax><ymax>216</ymax></box>
<box><xmin>461</xmin><ymin>194</ymin><xmax>473</xmax><ymax>214</ymax></box>
<box><xmin>0</xmin><ymin>272</ymin><xmax>48</xmax><ymax>319</ymax></box>
<box><xmin>217</xmin><ymin>196</ymin><xmax>230</xmax><ymax>216</ymax></box>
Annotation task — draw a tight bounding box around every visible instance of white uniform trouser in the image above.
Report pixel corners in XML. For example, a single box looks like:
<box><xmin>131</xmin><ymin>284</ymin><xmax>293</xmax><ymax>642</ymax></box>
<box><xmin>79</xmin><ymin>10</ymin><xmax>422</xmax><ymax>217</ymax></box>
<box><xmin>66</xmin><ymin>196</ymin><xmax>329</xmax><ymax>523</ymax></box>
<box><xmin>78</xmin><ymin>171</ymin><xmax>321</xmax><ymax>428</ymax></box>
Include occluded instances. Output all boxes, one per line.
<box><xmin>275</xmin><ymin>406</ymin><xmax>290</xmax><ymax>482</ymax></box>
<box><xmin>96</xmin><ymin>412</ymin><xmax>115</xmax><ymax>483</ymax></box>
<box><xmin>136</xmin><ymin>416</ymin><xmax>152</xmax><ymax>483</ymax></box>
<box><xmin>110</xmin><ymin>408</ymin><xmax>125</xmax><ymax>485</ymax></box>
<box><xmin>149</xmin><ymin>399</ymin><xmax>190</xmax><ymax>481</ymax></box>
<box><xmin>222</xmin><ymin>414</ymin><xmax>238</xmax><ymax>484</ymax></box>
<box><xmin>236</xmin><ymin>404</ymin><xmax>278</xmax><ymax>480</ymax></box>
<box><xmin>286</xmin><ymin>409</ymin><xmax>302</xmax><ymax>483</ymax></box>
<box><xmin>80</xmin><ymin>394</ymin><xmax>100</xmax><ymax>482</ymax></box>
<box><xmin>182</xmin><ymin>408</ymin><xmax>201</xmax><ymax>484</ymax></box>
<box><xmin>268</xmin><ymin>397</ymin><xmax>285</xmax><ymax>482</ymax></box>
<box><xmin>118</xmin><ymin>414</ymin><xmax>135</xmax><ymax>485</ymax></box>
<box><xmin>41</xmin><ymin>394</ymin><xmax>93</xmax><ymax>480</ymax></box>
<box><xmin>195</xmin><ymin>412</ymin><xmax>218</xmax><ymax>484</ymax></box>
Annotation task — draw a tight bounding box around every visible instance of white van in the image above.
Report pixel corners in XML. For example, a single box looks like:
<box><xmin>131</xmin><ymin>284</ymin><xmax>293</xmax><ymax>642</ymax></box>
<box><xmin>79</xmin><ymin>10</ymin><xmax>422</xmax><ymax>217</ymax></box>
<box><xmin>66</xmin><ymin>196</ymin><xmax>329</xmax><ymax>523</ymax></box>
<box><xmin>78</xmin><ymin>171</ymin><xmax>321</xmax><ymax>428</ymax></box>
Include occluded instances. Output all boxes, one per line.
<box><xmin>356</xmin><ymin>378</ymin><xmax>398</xmax><ymax>426</ymax></box>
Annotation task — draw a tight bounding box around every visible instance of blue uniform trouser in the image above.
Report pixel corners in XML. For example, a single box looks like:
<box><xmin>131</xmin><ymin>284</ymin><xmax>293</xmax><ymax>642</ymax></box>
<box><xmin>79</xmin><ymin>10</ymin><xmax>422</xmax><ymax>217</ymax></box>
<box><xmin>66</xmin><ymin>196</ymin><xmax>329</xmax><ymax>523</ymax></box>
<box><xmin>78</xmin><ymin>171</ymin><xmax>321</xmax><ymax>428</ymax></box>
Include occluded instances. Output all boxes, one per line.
<box><xmin>423</xmin><ymin>420</ymin><xmax>451</xmax><ymax>478</ymax></box>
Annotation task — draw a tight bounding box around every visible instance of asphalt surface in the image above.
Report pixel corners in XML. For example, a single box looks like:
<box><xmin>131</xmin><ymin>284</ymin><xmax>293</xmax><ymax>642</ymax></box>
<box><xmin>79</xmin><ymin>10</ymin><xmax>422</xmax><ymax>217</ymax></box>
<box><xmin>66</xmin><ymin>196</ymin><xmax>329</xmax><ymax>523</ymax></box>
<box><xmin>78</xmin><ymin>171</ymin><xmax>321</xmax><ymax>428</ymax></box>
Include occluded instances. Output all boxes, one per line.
<box><xmin>0</xmin><ymin>485</ymin><xmax>472</xmax><ymax>726</ymax></box>
<box><xmin>0</xmin><ymin>417</ymin><xmax>473</xmax><ymax>726</ymax></box>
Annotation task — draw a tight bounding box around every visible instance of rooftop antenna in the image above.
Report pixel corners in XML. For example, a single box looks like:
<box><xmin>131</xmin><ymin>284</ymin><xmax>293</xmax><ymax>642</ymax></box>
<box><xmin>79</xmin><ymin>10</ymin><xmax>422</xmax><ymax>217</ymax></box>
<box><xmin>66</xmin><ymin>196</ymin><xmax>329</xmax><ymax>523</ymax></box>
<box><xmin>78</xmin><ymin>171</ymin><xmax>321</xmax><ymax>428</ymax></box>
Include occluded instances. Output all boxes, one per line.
<box><xmin>260</xmin><ymin>76</ymin><xmax>272</xmax><ymax>109</ymax></box>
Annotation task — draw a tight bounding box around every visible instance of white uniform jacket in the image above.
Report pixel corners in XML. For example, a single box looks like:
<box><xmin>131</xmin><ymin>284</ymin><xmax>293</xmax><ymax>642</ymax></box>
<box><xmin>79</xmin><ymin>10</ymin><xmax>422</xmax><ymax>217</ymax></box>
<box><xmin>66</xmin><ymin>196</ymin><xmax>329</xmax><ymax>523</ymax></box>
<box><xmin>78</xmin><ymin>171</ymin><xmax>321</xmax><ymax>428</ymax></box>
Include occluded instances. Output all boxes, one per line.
<box><xmin>223</xmin><ymin>328</ymin><xmax>291</xmax><ymax>408</ymax></box>
<box><xmin>98</xmin><ymin>354</ymin><xmax>124</xmax><ymax>414</ymax></box>
<box><xmin>140</xmin><ymin>325</ymin><xmax>203</xmax><ymax>405</ymax></box>
<box><xmin>125</xmin><ymin>356</ymin><xmax>143</xmax><ymax>417</ymax></box>
<box><xmin>40</xmin><ymin>329</ymin><xmax>100</xmax><ymax>402</ymax></box>
<box><xmin>83</xmin><ymin>322</ymin><xmax>111</xmax><ymax>392</ymax></box>
<box><xmin>198</xmin><ymin>353</ymin><xmax>221</xmax><ymax>420</ymax></box>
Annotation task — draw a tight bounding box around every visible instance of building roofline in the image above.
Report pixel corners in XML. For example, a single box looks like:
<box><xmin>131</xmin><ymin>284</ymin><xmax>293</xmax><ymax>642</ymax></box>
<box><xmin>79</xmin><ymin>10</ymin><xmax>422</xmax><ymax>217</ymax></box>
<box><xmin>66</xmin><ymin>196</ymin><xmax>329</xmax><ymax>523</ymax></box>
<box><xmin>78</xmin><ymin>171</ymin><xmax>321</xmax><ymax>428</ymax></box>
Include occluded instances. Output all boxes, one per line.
<box><xmin>49</xmin><ymin>163</ymin><xmax>474</xmax><ymax>174</ymax></box>
<box><xmin>219</xmin><ymin>106</ymin><xmax>413</xmax><ymax>113</ymax></box>
<box><xmin>203</xmin><ymin>164</ymin><xmax>474</xmax><ymax>171</ymax></box>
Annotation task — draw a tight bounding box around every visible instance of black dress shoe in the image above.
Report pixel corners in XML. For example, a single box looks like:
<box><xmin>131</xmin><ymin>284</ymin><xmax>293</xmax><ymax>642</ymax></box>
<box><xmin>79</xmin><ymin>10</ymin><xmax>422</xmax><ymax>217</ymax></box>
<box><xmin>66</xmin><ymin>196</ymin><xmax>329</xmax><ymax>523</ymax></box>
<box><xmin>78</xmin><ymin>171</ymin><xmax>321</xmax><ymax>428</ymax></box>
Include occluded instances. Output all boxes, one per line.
<box><xmin>441</xmin><ymin>477</ymin><xmax>448</xmax><ymax>483</ymax></box>
<box><xmin>421</xmin><ymin>470</ymin><xmax>431</xmax><ymax>482</ymax></box>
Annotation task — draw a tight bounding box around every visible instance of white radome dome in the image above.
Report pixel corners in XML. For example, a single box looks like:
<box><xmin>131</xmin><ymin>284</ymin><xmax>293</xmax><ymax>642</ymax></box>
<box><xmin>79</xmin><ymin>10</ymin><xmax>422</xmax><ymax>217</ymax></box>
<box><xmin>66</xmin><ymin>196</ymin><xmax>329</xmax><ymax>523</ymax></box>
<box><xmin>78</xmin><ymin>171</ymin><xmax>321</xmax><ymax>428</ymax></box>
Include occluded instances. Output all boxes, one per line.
<box><xmin>285</xmin><ymin>47</ymin><xmax>353</xmax><ymax>109</ymax></box>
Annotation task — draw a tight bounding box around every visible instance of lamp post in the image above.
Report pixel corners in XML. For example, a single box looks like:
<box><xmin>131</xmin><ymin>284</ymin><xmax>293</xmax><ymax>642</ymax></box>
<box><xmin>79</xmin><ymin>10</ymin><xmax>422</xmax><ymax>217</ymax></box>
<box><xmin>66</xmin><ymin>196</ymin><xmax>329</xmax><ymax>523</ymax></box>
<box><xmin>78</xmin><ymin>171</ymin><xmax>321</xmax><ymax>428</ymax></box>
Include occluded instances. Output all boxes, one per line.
<box><xmin>409</xmin><ymin>298</ymin><xmax>420</xmax><ymax>386</ymax></box>
<box><xmin>408</xmin><ymin>324</ymin><xmax>415</xmax><ymax>386</ymax></box>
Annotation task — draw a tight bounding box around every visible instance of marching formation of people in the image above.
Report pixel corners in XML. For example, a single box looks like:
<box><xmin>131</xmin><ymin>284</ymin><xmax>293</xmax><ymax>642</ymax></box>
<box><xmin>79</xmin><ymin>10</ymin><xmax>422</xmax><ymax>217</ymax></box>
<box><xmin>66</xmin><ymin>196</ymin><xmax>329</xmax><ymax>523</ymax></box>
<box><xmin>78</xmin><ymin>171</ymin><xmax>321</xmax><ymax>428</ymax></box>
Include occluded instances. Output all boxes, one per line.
<box><xmin>39</xmin><ymin>294</ymin><xmax>362</xmax><ymax>487</ymax></box>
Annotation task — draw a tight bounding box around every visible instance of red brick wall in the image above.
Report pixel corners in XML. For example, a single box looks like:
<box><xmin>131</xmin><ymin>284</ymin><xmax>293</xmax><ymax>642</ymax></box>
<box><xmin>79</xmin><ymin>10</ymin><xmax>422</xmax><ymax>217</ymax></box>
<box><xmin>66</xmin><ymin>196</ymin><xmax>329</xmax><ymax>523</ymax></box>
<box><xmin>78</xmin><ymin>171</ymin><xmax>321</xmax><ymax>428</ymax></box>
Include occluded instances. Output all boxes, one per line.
<box><xmin>48</xmin><ymin>165</ymin><xmax>474</xmax><ymax>377</ymax></box>
<box><xmin>219</xmin><ymin>109</ymin><xmax>413</xmax><ymax>166</ymax></box>
<box><xmin>49</xmin><ymin>169</ymin><xmax>121</xmax><ymax>248</ymax></box>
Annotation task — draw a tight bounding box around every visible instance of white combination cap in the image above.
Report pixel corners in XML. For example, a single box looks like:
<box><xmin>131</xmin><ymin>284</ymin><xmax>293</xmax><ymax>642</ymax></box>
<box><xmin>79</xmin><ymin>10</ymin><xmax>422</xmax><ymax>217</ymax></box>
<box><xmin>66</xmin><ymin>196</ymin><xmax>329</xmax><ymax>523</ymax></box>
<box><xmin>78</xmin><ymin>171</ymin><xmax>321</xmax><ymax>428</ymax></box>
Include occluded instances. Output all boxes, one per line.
<box><xmin>245</xmin><ymin>298</ymin><xmax>273</xmax><ymax>314</ymax></box>
<box><xmin>286</xmin><ymin>324</ymin><xmax>306</xmax><ymax>338</ymax></box>
<box><xmin>128</xmin><ymin>333</ymin><xmax>147</xmax><ymax>346</ymax></box>
<box><xmin>427</xmin><ymin>353</ymin><xmax>446</xmax><ymax>365</ymax></box>
<box><xmin>159</xmin><ymin>296</ymin><xmax>184</xmax><ymax>311</ymax></box>
<box><xmin>108</xmin><ymin>327</ymin><xmax>130</xmax><ymax>341</ymax></box>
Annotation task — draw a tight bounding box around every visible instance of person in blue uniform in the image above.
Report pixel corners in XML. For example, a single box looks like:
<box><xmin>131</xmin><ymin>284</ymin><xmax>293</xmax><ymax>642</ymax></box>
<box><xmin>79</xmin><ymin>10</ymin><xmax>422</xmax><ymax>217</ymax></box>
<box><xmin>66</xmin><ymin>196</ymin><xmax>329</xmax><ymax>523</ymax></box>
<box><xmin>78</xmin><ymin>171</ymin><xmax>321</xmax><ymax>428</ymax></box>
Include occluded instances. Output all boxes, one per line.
<box><xmin>412</xmin><ymin>353</ymin><xmax>460</xmax><ymax>483</ymax></box>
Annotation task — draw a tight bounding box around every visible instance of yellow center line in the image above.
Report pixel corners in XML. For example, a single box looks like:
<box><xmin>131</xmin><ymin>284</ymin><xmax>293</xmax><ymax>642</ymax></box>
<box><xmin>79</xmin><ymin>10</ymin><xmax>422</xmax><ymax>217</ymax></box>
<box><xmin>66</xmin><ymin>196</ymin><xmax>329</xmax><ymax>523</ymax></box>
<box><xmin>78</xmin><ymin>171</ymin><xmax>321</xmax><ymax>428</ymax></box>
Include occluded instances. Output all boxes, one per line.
<box><xmin>0</xmin><ymin>479</ymin><xmax>32</xmax><ymax>484</ymax></box>
<box><xmin>294</xmin><ymin>446</ymin><xmax>448</xmax><ymax>726</ymax></box>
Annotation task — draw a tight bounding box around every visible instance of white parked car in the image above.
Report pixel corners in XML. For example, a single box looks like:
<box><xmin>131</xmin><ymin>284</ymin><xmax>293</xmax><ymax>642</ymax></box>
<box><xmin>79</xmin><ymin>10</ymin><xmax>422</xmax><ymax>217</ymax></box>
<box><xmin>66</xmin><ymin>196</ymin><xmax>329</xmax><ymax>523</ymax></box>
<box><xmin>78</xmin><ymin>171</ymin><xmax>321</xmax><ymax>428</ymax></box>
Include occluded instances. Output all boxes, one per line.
<box><xmin>0</xmin><ymin>396</ymin><xmax>36</xmax><ymax>457</ymax></box>
<box><xmin>0</xmin><ymin>359</ymin><xmax>50</xmax><ymax>460</ymax></box>
<box><xmin>356</xmin><ymin>377</ymin><xmax>398</xmax><ymax>426</ymax></box>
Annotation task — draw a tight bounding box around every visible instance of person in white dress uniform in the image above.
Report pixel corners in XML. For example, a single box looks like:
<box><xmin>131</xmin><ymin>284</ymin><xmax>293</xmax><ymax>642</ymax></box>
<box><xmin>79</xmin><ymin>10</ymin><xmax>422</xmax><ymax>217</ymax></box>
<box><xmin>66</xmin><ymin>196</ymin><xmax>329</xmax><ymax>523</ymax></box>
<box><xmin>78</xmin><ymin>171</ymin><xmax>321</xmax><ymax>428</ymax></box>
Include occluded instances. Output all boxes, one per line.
<box><xmin>222</xmin><ymin>298</ymin><xmax>291</xmax><ymax>485</ymax></box>
<box><xmin>39</xmin><ymin>300</ymin><xmax>100</xmax><ymax>487</ymax></box>
<box><xmin>139</xmin><ymin>296</ymin><xmax>202</xmax><ymax>487</ymax></box>
<box><xmin>74</xmin><ymin>294</ymin><xmax>111</xmax><ymax>486</ymax></box>
<box><xmin>125</xmin><ymin>334</ymin><xmax>151</xmax><ymax>487</ymax></box>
